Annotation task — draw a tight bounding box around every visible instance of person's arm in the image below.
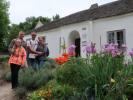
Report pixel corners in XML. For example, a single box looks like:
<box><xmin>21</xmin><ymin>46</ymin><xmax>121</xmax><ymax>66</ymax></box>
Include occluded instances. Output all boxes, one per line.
<box><xmin>27</xmin><ymin>41</ymin><xmax>42</xmax><ymax>54</ymax></box>
<box><xmin>8</xmin><ymin>39</ymin><xmax>16</xmax><ymax>54</ymax></box>
<box><xmin>22</xmin><ymin>48</ymin><xmax>27</xmax><ymax>63</ymax></box>
<box><xmin>21</xmin><ymin>48</ymin><xmax>27</xmax><ymax>67</ymax></box>
<box><xmin>27</xmin><ymin>46</ymin><xmax>39</xmax><ymax>54</ymax></box>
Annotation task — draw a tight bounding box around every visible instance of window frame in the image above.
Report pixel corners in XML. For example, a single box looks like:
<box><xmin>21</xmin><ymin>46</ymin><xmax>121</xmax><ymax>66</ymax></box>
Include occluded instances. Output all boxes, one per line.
<box><xmin>107</xmin><ymin>29</ymin><xmax>126</xmax><ymax>46</ymax></box>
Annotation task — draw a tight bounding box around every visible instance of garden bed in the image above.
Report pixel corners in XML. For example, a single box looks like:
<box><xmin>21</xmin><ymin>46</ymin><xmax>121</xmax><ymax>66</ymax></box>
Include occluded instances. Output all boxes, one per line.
<box><xmin>0</xmin><ymin>43</ymin><xmax>133</xmax><ymax>100</ymax></box>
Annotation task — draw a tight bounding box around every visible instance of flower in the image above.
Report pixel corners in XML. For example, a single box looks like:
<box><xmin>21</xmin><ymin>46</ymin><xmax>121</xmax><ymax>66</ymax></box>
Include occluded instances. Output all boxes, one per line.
<box><xmin>103</xmin><ymin>43</ymin><xmax>122</xmax><ymax>57</ymax></box>
<box><xmin>84</xmin><ymin>42</ymin><xmax>96</xmax><ymax>55</ymax></box>
<box><xmin>111</xmin><ymin>78</ymin><xmax>116</xmax><ymax>83</ymax></box>
<box><xmin>54</xmin><ymin>53</ymin><xmax>70</xmax><ymax>65</ymax></box>
<box><xmin>67</xmin><ymin>44</ymin><xmax>76</xmax><ymax>56</ymax></box>
<box><xmin>37</xmin><ymin>86</ymin><xmax>53</xmax><ymax>99</ymax></box>
<box><xmin>129</xmin><ymin>48</ymin><xmax>133</xmax><ymax>57</ymax></box>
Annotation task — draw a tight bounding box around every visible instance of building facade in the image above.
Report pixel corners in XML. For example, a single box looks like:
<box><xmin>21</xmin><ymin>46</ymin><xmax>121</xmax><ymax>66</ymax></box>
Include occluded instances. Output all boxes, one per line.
<box><xmin>24</xmin><ymin>0</ymin><xmax>133</xmax><ymax>58</ymax></box>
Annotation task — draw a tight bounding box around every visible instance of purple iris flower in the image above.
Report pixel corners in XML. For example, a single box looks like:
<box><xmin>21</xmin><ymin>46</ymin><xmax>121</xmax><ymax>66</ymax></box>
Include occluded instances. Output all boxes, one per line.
<box><xmin>129</xmin><ymin>48</ymin><xmax>133</xmax><ymax>57</ymax></box>
<box><xmin>103</xmin><ymin>43</ymin><xmax>121</xmax><ymax>57</ymax></box>
<box><xmin>68</xmin><ymin>44</ymin><xmax>76</xmax><ymax>56</ymax></box>
<box><xmin>84</xmin><ymin>42</ymin><xmax>96</xmax><ymax>54</ymax></box>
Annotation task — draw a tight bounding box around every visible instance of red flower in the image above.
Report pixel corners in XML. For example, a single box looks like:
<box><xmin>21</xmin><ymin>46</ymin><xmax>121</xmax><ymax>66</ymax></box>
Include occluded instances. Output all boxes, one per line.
<box><xmin>62</xmin><ymin>53</ymin><xmax>69</xmax><ymax>57</ymax></box>
<box><xmin>54</xmin><ymin>53</ymin><xmax>70</xmax><ymax>65</ymax></box>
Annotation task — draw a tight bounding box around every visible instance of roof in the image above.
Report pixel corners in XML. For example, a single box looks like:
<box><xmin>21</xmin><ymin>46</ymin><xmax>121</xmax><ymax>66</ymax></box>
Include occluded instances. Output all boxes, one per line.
<box><xmin>34</xmin><ymin>0</ymin><xmax>133</xmax><ymax>32</ymax></box>
<box><xmin>35</xmin><ymin>20</ymin><xmax>43</xmax><ymax>29</ymax></box>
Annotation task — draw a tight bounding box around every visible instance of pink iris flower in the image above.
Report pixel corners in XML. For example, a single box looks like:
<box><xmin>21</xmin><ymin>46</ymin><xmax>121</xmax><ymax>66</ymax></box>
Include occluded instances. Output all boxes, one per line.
<box><xmin>84</xmin><ymin>42</ymin><xmax>96</xmax><ymax>55</ymax></box>
<box><xmin>103</xmin><ymin>43</ymin><xmax>121</xmax><ymax>57</ymax></box>
<box><xmin>129</xmin><ymin>48</ymin><xmax>133</xmax><ymax>57</ymax></box>
<box><xmin>68</xmin><ymin>44</ymin><xmax>76</xmax><ymax>56</ymax></box>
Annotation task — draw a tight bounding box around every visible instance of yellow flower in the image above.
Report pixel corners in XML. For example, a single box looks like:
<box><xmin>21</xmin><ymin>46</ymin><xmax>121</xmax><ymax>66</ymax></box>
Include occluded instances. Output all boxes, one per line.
<box><xmin>111</xmin><ymin>78</ymin><xmax>116</xmax><ymax>83</ymax></box>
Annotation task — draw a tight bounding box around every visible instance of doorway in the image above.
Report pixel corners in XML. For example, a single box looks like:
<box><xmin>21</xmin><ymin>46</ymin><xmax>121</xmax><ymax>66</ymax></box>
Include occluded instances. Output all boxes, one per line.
<box><xmin>75</xmin><ymin>38</ymin><xmax>80</xmax><ymax>57</ymax></box>
<box><xmin>68</xmin><ymin>30</ymin><xmax>81</xmax><ymax>57</ymax></box>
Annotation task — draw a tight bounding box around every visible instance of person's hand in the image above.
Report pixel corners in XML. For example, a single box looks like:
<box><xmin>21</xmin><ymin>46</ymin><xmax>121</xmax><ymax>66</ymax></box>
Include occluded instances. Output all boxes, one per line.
<box><xmin>11</xmin><ymin>45</ymin><xmax>16</xmax><ymax>54</ymax></box>
<box><xmin>13</xmin><ymin>44</ymin><xmax>16</xmax><ymax>48</ymax></box>
<box><xmin>21</xmin><ymin>64</ymin><xmax>25</xmax><ymax>68</ymax></box>
<box><xmin>37</xmin><ymin>52</ymin><xmax>43</xmax><ymax>55</ymax></box>
<box><xmin>34</xmin><ymin>54</ymin><xmax>39</xmax><ymax>57</ymax></box>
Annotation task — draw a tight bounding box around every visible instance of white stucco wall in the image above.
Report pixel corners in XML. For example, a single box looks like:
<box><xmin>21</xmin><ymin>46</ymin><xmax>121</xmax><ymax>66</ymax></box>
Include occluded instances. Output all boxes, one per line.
<box><xmin>24</xmin><ymin>13</ymin><xmax>133</xmax><ymax>58</ymax></box>
<box><xmin>93</xmin><ymin>13</ymin><xmax>133</xmax><ymax>54</ymax></box>
<box><xmin>30</xmin><ymin>21</ymin><xmax>93</xmax><ymax>58</ymax></box>
<box><xmin>38</xmin><ymin>28</ymin><xmax>61</xmax><ymax>58</ymax></box>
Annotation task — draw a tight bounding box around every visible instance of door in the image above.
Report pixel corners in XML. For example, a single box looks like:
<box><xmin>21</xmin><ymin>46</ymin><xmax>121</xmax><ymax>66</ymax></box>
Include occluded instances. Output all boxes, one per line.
<box><xmin>75</xmin><ymin>38</ymin><xmax>80</xmax><ymax>57</ymax></box>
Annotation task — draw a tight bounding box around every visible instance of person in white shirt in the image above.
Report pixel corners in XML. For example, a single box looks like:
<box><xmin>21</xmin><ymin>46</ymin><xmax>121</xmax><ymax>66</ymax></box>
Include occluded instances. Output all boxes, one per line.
<box><xmin>27</xmin><ymin>32</ymin><xmax>42</xmax><ymax>70</ymax></box>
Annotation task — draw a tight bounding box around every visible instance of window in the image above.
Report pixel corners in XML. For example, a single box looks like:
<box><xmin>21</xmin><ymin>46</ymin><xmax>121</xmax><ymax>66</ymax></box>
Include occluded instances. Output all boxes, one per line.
<box><xmin>107</xmin><ymin>30</ymin><xmax>126</xmax><ymax>48</ymax></box>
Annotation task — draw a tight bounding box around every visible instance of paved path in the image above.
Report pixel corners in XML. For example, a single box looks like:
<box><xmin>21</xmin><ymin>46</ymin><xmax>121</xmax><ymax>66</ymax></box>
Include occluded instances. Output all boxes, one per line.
<box><xmin>0</xmin><ymin>62</ymin><xmax>16</xmax><ymax>100</ymax></box>
<box><xmin>0</xmin><ymin>82</ymin><xmax>16</xmax><ymax>100</ymax></box>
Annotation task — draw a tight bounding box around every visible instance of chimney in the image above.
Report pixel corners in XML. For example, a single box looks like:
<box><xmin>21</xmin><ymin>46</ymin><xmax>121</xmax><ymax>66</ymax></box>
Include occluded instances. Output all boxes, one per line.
<box><xmin>90</xmin><ymin>3</ymin><xmax>98</xmax><ymax>9</ymax></box>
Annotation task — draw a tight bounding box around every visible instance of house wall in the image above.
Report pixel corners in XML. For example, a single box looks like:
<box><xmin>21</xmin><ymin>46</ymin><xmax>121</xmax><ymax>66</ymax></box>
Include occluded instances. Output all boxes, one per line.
<box><xmin>38</xmin><ymin>28</ymin><xmax>61</xmax><ymax>57</ymax></box>
<box><xmin>31</xmin><ymin>21</ymin><xmax>93</xmax><ymax>58</ymax></box>
<box><xmin>24</xmin><ymin>13</ymin><xmax>133</xmax><ymax>58</ymax></box>
<box><xmin>93</xmin><ymin>13</ymin><xmax>133</xmax><ymax>54</ymax></box>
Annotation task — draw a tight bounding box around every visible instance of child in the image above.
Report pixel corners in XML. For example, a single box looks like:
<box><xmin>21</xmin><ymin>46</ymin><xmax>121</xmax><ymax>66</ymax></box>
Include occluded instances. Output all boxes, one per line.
<box><xmin>8</xmin><ymin>39</ymin><xmax>27</xmax><ymax>89</ymax></box>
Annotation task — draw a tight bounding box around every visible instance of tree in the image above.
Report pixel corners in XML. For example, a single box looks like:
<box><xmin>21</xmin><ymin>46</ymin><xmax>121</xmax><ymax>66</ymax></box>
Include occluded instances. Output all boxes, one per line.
<box><xmin>0</xmin><ymin>0</ymin><xmax>9</xmax><ymax>51</ymax></box>
<box><xmin>36</xmin><ymin>16</ymin><xmax>51</xmax><ymax>24</ymax></box>
<box><xmin>7</xmin><ymin>24</ymin><xmax>21</xmax><ymax>45</ymax></box>
<box><xmin>7</xmin><ymin>16</ymin><xmax>52</xmax><ymax>51</ymax></box>
<box><xmin>52</xmin><ymin>14</ymin><xmax>60</xmax><ymax>21</ymax></box>
<box><xmin>18</xmin><ymin>16</ymin><xmax>51</xmax><ymax>32</ymax></box>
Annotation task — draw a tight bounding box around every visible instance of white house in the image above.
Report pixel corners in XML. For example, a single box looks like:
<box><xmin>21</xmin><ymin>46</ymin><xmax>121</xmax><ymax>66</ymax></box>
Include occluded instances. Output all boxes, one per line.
<box><xmin>24</xmin><ymin>0</ymin><xmax>133</xmax><ymax>58</ymax></box>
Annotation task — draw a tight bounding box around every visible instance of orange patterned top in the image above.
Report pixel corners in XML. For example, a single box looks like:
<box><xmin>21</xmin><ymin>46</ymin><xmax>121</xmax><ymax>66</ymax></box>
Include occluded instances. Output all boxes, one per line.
<box><xmin>8</xmin><ymin>47</ymin><xmax>26</xmax><ymax>66</ymax></box>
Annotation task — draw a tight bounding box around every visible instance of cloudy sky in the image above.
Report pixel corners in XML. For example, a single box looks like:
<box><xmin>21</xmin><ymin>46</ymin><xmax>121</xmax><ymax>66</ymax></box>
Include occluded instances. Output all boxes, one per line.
<box><xmin>8</xmin><ymin>0</ymin><xmax>117</xmax><ymax>24</ymax></box>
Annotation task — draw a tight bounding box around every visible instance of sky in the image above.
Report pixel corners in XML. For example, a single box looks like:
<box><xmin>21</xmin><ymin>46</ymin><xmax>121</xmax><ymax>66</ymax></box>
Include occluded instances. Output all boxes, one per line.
<box><xmin>8</xmin><ymin>0</ymin><xmax>118</xmax><ymax>24</ymax></box>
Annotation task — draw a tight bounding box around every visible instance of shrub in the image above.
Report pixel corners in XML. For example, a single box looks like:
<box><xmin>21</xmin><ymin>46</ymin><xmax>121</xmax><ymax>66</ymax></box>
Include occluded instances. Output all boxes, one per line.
<box><xmin>27</xmin><ymin>43</ymin><xmax>133</xmax><ymax>99</ymax></box>
<box><xmin>38</xmin><ymin>58</ymin><xmax>58</xmax><ymax>69</ymax></box>
<box><xmin>27</xmin><ymin>92</ymin><xmax>43</xmax><ymax>100</ymax></box>
<box><xmin>51</xmin><ymin>81</ymin><xmax>74</xmax><ymax>99</ymax></box>
<box><xmin>55</xmin><ymin>57</ymin><xmax>90</xmax><ymax>91</ymax></box>
<box><xmin>15</xmin><ymin>87</ymin><xmax>27</xmax><ymax>100</ymax></box>
<box><xmin>126</xmin><ymin>78</ymin><xmax>133</xmax><ymax>99</ymax></box>
<box><xmin>19</xmin><ymin>67</ymin><xmax>54</xmax><ymax>90</ymax></box>
<box><xmin>0</xmin><ymin>63</ymin><xmax>10</xmax><ymax>80</ymax></box>
<box><xmin>0</xmin><ymin>55</ymin><xmax>9</xmax><ymax>63</ymax></box>
<box><xmin>5</xmin><ymin>71</ymin><xmax>11</xmax><ymax>82</ymax></box>
<box><xmin>29</xmin><ymin>80</ymin><xmax>81</xmax><ymax>100</ymax></box>
<box><xmin>84</xmin><ymin>53</ymin><xmax>133</xmax><ymax>100</ymax></box>
<box><xmin>54</xmin><ymin>54</ymin><xmax>133</xmax><ymax>100</ymax></box>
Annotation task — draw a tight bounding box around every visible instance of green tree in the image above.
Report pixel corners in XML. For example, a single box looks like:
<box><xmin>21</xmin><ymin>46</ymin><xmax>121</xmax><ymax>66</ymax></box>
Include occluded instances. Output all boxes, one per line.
<box><xmin>37</xmin><ymin>16</ymin><xmax>51</xmax><ymax>24</ymax></box>
<box><xmin>52</xmin><ymin>14</ymin><xmax>60</xmax><ymax>21</ymax></box>
<box><xmin>7</xmin><ymin>16</ymin><xmax>51</xmax><ymax>51</ymax></box>
<box><xmin>18</xmin><ymin>16</ymin><xmax>51</xmax><ymax>32</ymax></box>
<box><xmin>0</xmin><ymin>0</ymin><xmax>9</xmax><ymax>51</ymax></box>
<box><xmin>7</xmin><ymin>24</ymin><xmax>21</xmax><ymax>45</ymax></box>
